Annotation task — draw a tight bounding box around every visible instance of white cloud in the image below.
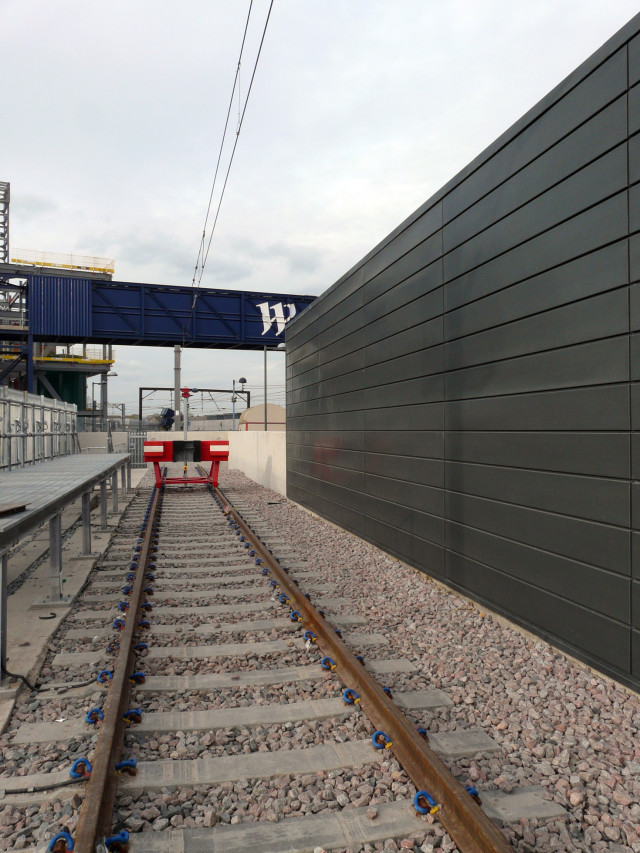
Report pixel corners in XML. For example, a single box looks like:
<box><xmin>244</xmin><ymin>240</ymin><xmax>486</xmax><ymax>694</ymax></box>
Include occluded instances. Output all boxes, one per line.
<box><xmin>4</xmin><ymin>0</ymin><xmax>639</xmax><ymax>408</ymax></box>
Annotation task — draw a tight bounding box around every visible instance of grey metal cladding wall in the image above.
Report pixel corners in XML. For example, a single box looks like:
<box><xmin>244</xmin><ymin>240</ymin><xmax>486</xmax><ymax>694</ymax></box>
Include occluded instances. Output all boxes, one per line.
<box><xmin>287</xmin><ymin>15</ymin><xmax>640</xmax><ymax>690</ymax></box>
<box><xmin>629</xmin><ymin>29</ymin><xmax>640</xmax><ymax>685</ymax></box>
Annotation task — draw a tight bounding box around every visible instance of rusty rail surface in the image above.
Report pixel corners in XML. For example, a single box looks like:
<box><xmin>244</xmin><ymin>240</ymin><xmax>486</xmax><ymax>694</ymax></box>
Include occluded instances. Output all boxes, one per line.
<box><xmin>215</xmin><ymin>484</ymin><xmax>514</xmax><ymax>853</ymax></box>
<box><xmin>73</xmin><ymin>486</ymin><xmax>161</xmax><ymax>852</ymax></box>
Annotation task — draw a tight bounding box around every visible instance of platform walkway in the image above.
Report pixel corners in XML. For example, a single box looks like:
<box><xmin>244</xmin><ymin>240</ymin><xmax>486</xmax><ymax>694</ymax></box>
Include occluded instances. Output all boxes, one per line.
<box><xmin>0</xmin><ymin>453</ymin><xmax>144</xmax><ymax>726</ymax></box>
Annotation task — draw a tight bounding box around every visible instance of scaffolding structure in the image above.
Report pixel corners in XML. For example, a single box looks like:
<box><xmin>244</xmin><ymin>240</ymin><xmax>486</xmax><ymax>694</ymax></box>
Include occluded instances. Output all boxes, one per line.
<box><xmin>0</xmin><ymin>182</ymin><xmax>8</xmax><ymax>264</ymax></box>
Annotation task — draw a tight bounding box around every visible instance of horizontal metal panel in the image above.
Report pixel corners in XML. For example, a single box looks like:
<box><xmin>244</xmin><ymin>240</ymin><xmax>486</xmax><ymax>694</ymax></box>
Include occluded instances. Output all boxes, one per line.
<box><xmin>630</xmin><ymin>183</ymin><xmax>640</xmax><ymax>235</ymax></box>
<box><xmin>361</xmin><ymin>319</ymin><xmax>443</xmax><ymax>367</ymax></box>
<box><xmin>446</xmin><ymin>490</ymin><xmax>629</xmax><ymax>575</ymax></box>
<box><xmin>446</xmin><ymin>431</ymin><xmax>629</xmax><ymax>479</ymax></box>
<box><xmin>363</xmin><ymin>472</ymin><xmax>444</xmax><ymax>517</ymax></box>
<box><xmin>362</xmin><ymin>203</ymin><xmax>442</xmax><ymax>284</ymax></box>
<box><xmin>355</xmin><ymin>374</ymin><xmax>444</xmax><ymax>411</ymax></box>
<box><xmin>633</xmin><ymin>581</ymin><xmax>640</xmax><ymax>629</ymax></box>
<box><xmin>444</xmin><ymin>289</ymin><xmax>628</xmax><ymax>372</ymax></box>
<box><xmin>317</xmin><ymin>349</ymin><xmax>366</xmax><ymax>384</ymax></box>
<box><xmin>631</xmin><ymin>34</ymin><xmax>640</xmax><ymax>86</ymax></box>
<box><xmin>443</xmin><ymin>50</ymin><xmax>627</xmax><ymax>223</ymax></box>
<box><xmin>446</xmin><ymin>551</ymin><xmax>630</xmax><ymax>673</ymax></box>
<box><xmin>444</xmin><ymin>192</ymin><xmax>628</xmax><ymax>311</ymax></box>
<box><xmin>286</xmin><ymin>430</ymin><xmax>364</xmax><ymax>453</ymax></box>
<box><xmin>445</xmin><ymin>521</ymin><xmax>629</xmax><ymax>621</ymax></box>
<box><xmin>360</xmin><ymin>350</ymin><xmax>440</xmax><ymax>389</ymax></box>
<box><xmin>288</xmin><ymin>288</ymin><xmax>374</xmax><ymax>355</ymax></box>
<box><xmin>364</xmin><ymin>453</ymin><xmax>443</xmax><ymax>488</ymax></box>
<box><xmin>286</xmin><ymin>479</ymin><xmax>365</xmax><ymax>537</ymax></box>
<box><xmin>363</xmin><ymin>493</ymin><xmax>444</xmax><ymax>546</ymax></box>
<box><xmin>289</xmin><ymin>442</ymin><xmax>363</xmax><ymax>474</ymax></box>
<box><xmin>368</xmin><ymin>344</ymin><xmax>443</xmax><ymax>384</ymax></box>
<box><xmin>631</xmin><ymin>285</ymin><xmax>640</xmax><ymax>332</ymax></box>
<box><xmin>445</xmin><ymin>336</ymin><xmax>628</xmax><ymax>401</ymax></box>
<box><xmin>632</xmin><ymin>434</ymin><xmax>640</xmax><ymax>481</ymax></box>
<box><xmin>288</xmin><ymin>383</ymin><xmax>321</xmax><ymax>407</ymax></box>
<box><xmin>29</xmin><ymin>276</ymin><xmax>92</xmax><ymax>338</ymax></box>
<box><xmin>314</xmin><ymin>478</ymin><xmax>369</xmax><ymax>515</ymax></box>
<box><xmin>317</xmin><ymin>298</ymin><xmax>443</xmax><ymax>367</ymax></box>
<box><xmin>286</xmin><ymin>410</ymin><xmax>364</xmax><ymax>431</ymax></box>
<box><xmin>363</xmin><ymin>515</ymin><xmax>445</xmax><ymax>579</ymax></box>
<box><xmin>362</xmin><ymin>231</ymin><xmax>442</xmax><ymax>298</ymax></box>
<box><xmin>632</xmin><ymin>532</ymin><xmax>640</xmax><ymax>579</ymax></box>
<box><xmin>630</xmin><ymin>131</ymin><xmax>640</xmax><ymax>186</ymax></box>
<box><xmin>287</xmin><ymin>366</ymin><xmax>323</xmax><ymax>395</ymax></box>
<box><xmin>445</xmin><ymin>385</ymin><xmax>630</xmax><ymax>431</ymax></box>
<box><xmin>363</xmin><ymin>402</ymin><xmax>443</xmax><ymax>432</ymax></box>
<box><xmin>360</xmin><ymin>279</ymin><xmax>443</xmax><ymax>336</ymax></box>
<box><xmin>364</xmin><ymin>431</ymin><xmax>444</xmax><ymax>460</ymax></box>
<box><xmin>445</xmin><ymin>461</ymin><xmax>629</xmax><ymax>526</ymax></box>
<box><xmin>444</xmin><ymin>241</ymin><xmax>627</xmax><ymax>342</ymax></box>
<box><xmin>443</xmin><ymin>97</ymin><xmax>627</xmax><ymax>253</ymax></box>
<box><xmin>286</xmin><ymin>350</ymin><xmax>320</xmax><ymax>382</ymax></box>
<box><xmin>630</xmin><ymin>334</ymin><xmax>640</xmax><ymax>381</ymax></box>
<box><xmin>632</xmin><ymin>483</ymin><xmax>640</xmax><ymax>530</ymax></box>
<box><xmin>364</xmin><ymin>258</ymin><xmax>443</xmax><ymax>315</ymax></box>
<box><xmin>320</xmin><ymin>370</ymin><xmax>367</xmax><ymax>399</ymax></box>
<box><xmin>311</xmin><ymin>286</ymin><xmax>443</xmax><ymax>359</ymax></box>
<box><xmin>444</xmin><ymin>146</ymin><xmax>627</xmax><ymax>281</ymax></box>
<box><xmin>286</xmin><ymin>268</ymin><xmax>364</xmax><ymax>342</ymax></box>
<box><xmin>631</xmin><ymin>233</ymin><xmax>640</xmax><ymax>283</ymax></box>
<box><xmin>630</xmin><ymin>81</ymin><xmax>640</xmax><ymax>136</ymax></box>
<box><xmin>288</xmin><ymin>456</ymin><xmax>364</xmax><ymax>492</ymax></box>
<box><xmin>287</xmin><ymin>334</ymin><xmax>323</xmax><ymax>366</ymax></box>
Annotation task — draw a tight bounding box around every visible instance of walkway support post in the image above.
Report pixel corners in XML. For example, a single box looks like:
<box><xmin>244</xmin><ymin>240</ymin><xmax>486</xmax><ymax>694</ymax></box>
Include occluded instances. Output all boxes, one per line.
<box><xmin>100</xmin><ymin>480</ymin><xmax>108</xmax><ymax>530</ymax></box>
<box><xmin>48</xmin><ymin>512</ymin><xmax>62</xmax><ymax>602</ymax></box>
<box><xmin>0</xmin><ymin>551</ymin><xmax>8</xmax><ymax>675</ymax></box>
<box><xmin>81</xmin><ymin>491</ymin><xmax>92</xmax><ymax>555</ymax></box>
<box><xmin>111</xmin><ymin>472</ymin><xmax>118</xmax><ymax>513</ymax></box>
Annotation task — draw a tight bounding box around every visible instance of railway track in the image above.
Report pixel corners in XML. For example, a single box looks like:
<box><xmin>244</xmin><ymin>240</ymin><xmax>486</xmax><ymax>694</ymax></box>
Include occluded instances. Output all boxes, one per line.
<box><xmin>0</xmin><ymin>471</ymin><xmax>564</xmax><ymax>852</ymax></box>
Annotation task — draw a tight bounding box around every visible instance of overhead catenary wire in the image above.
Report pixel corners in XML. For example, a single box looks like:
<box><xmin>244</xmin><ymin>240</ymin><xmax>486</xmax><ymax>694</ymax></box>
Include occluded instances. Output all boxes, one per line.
<box><xmin>191</xmin><ymin>0</ymin><xmax>255</xmax><ymax>291</ymax></box>
<box><xmin>191</xmin><ymin>0</ymin><xmax>275</xmax><ymax>309</ymax></box>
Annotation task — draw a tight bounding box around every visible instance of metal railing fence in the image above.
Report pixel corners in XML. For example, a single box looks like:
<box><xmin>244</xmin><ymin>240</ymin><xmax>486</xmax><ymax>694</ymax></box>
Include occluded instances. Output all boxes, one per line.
<box><xmin>0</xmin><ymin>386</ymin><xmax>77</xmax><ymax>471</ymax></box>
<box><xmin>128</xmin><ymin>432</ymin><xmax>147</xmax><ymax>468</ymax></box>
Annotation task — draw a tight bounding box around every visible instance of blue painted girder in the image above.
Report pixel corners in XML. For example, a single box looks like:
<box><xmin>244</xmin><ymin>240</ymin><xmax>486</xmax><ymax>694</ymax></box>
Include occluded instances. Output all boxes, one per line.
<box><xmin>26</xmin><ymin>276</ymin><xmax>316</xmax><ymax>348</ymax></box>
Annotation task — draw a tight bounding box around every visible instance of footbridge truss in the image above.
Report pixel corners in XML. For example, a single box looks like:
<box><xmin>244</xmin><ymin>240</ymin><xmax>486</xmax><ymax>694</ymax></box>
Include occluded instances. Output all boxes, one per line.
<box><xmin>0</xmin><ymin>274</ymin><xmax>316</xmax><ymax>393</ymax></box>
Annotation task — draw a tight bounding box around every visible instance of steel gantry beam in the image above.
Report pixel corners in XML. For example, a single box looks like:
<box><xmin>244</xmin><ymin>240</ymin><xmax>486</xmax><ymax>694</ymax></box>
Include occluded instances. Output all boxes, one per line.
<box><xmin>0</xmin><ymin>276</ymin><xmax>315</xmax><ymax>349</ymax></box>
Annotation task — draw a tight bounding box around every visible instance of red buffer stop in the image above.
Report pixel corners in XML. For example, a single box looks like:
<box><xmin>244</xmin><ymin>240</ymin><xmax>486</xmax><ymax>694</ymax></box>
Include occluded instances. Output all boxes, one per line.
<box><xmin>143</xmin><ymin>440</ymin><xmax>229</xmax><ymax>488</ymax></box>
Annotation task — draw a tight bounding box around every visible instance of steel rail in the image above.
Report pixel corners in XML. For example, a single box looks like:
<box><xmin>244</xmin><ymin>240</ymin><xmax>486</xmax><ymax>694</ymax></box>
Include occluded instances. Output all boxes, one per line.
<box><xmin>73</xmin><ymin>485</ymin><xmax>161</xmax><ymax>852</ymax></box>
<box><xmin>215</xmin><ymin>485</ymin><xmax>514</xmax><ymax>853</ymax></box>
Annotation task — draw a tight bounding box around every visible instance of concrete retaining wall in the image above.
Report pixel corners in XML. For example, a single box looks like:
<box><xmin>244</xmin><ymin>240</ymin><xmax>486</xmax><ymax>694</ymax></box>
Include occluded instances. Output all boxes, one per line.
<box><xmin>228</xmin><ymin>431</ymin><xmax>287</xmax><ymax>496</ymax></box>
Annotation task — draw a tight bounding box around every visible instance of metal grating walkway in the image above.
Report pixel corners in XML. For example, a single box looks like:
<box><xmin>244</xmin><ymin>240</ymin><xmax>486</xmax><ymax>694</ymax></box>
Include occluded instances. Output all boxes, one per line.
<box><xmin>0</xmin><ymin>453</ymin><xmax>129</xmax><ymax>549</ymax></box>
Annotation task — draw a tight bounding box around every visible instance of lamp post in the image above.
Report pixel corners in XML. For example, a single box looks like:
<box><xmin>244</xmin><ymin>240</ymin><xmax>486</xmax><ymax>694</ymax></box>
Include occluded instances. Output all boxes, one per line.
<box><xmin>100</xmin><ymin>371</ymin><xmax>118</xmax><ymax>431</ymax></box>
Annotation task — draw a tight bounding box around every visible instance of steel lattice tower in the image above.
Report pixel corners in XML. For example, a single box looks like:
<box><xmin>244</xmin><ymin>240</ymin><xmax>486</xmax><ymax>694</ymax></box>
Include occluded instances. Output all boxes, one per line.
<box><xmin>0</xmin><ymin>182</ymin><xmax>9</xmax><ymax>263</ymax></box>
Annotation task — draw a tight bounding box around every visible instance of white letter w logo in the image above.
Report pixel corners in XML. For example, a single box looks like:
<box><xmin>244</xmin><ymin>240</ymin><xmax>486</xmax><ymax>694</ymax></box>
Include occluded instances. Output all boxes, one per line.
<box><xmin>257</xmin><ymin>302</ymin><xmax>297</xmax><ymax>336</ymax></box>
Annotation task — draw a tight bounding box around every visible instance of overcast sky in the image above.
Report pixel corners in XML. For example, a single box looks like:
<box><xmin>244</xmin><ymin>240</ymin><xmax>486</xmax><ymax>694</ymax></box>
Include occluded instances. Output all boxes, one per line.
<box><xmin>4</xmin><ymin>0</ymin><xmax>640</xmax><ymax>418</ymax></box>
